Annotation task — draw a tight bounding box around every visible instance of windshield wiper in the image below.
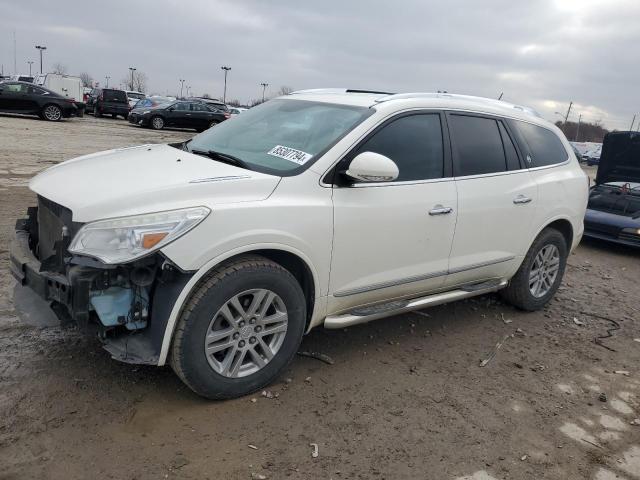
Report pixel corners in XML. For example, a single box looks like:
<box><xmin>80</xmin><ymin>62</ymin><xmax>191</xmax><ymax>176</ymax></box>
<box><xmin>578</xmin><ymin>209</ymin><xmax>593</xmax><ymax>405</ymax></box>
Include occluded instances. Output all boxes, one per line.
<box><xmin>191</xmin><ymin>149</ymin><xmax>250</xmax><ymax>170</ymax></box>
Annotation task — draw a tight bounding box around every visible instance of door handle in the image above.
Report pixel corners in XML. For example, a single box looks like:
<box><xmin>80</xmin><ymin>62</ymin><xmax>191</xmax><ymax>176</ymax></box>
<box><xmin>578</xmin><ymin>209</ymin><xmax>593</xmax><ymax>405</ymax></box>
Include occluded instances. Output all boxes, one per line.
<box><xmin>429</xmin><ymin>205</ymin><xmax>453</xmax><ymax>216</ymax></box>
<box><xmin>513</xmin><ymin>195</ymin><xmax>532</xmax><ymax>205</ymax></box>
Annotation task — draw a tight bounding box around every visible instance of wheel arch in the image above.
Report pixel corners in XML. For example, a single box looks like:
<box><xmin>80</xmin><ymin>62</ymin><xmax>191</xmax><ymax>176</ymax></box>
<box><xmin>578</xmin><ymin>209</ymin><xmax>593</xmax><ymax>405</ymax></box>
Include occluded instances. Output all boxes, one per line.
<box><xmin>536</xmin><ymin>217</ymin><xmax>574</xmax><ymax>251</ymax></box>
<box><xmin>157</xmin><ymin>244</ymin><xmax>320</xmax><ymax>366</ymax></box>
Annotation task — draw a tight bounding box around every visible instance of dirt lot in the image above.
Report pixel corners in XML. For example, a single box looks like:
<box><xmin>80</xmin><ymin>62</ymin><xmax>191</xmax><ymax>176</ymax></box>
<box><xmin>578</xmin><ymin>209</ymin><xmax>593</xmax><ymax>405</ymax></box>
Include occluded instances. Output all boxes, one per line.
<box><xmin>0</xmin><ymin>114</ymin><xmax>639</xmax><ymax>480</ymax></box>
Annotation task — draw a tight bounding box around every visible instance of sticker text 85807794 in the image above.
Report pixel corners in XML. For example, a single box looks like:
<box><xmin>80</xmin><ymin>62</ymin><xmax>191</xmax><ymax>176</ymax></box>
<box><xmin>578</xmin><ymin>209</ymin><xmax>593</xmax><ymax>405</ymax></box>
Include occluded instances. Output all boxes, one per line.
<box><xmin>267</xmin><ymin>145</ymin><xmax>313</xmax><ymax>165</ymax></box>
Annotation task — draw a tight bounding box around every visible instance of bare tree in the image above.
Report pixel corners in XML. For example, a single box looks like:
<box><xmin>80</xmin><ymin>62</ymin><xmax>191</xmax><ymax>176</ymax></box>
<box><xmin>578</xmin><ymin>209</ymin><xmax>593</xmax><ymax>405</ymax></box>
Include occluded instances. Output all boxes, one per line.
<box><xmin>51</xmin><ymin>62</ymin><xmax>68</xmax><ymax>75</ymax></box>
<box><xmin>79</xmin><ymin>72</ymin><xmax>93</xmax><ymax>87</ymax></box>
<box><xmin>121</xmin><ymin>70</ymin><xmax>148</xmax><ymax>92</ymax></box>
<box><xmin>277</xmin><ymin>85</ymin><xmax>294</xmax><ymax>96</ymax></box>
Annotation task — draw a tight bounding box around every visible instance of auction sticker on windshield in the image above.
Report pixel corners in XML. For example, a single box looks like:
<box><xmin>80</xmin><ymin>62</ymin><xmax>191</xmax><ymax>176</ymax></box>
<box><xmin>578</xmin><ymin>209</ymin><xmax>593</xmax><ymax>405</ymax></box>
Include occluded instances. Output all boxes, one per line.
<box><xmin>267</xmin><ymin>145</ymin><xmax>313</xmax><ymax>165</ymax></box>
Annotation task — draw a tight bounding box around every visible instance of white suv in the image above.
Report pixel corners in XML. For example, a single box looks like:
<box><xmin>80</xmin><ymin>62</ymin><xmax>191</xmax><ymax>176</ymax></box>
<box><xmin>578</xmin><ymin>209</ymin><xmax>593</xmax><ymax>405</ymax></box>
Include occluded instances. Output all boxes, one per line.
<box><xmin>10</xmin><ymin>89</ymin><xmax>588</xmax><ymax>399</ymax></box>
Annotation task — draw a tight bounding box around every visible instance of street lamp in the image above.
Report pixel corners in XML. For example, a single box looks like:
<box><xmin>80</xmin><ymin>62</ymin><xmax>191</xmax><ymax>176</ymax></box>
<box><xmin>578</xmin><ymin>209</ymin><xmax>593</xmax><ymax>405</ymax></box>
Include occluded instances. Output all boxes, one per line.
<box><xmin>260</xmin><ymin>82</ymin><xmax>269</xmax><ymax>102</ymax></box>
<box><xmin>27</xmin><ymin>61</ymin><xmax>34</xmax><ymax>76</ymax></box>
<box><xmin>179</xmin><ymin>78</ymin><xmax>185</xmax><ymax>98</ymax></box>
<box><xmin>35</xmin><ymin>45</ymin><xmax>47</xmax><ymax>73</ymax></box>
<box><xmin>105</xmin><ymin>76</ymin><xmax>110</xmax><ymax>87</ymax></box>
<box><xmin>221</xmin><ymin>66</ymin><xmax>231</xmax><ymax>103</ymax></box>
<box><xmin>128</xmin><ymin>67</ymin><xmax>136</xmax><ymax>90</ymax></box>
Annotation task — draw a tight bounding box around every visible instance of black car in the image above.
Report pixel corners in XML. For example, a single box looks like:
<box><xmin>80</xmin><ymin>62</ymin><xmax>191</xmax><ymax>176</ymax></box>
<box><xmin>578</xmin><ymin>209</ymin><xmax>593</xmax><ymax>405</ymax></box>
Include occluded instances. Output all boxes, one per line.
<box><xmin>86</xmin><ymin>88</ymin><xmax>130</xmax><ymax>119</ymax></box>
<box><xmin>584</xmin><ymin>131</ymin><xmax>640</xmax><ymax>247</ymax></box>
<box><xmin>128</xmin><ymin>100</ymin><xmax>229</xmax><ymax>131</ymax></box>
<box><xmin>0</xmin><ymin>81</ymin><xmax>78</xmax><ymax>121</ymax></box>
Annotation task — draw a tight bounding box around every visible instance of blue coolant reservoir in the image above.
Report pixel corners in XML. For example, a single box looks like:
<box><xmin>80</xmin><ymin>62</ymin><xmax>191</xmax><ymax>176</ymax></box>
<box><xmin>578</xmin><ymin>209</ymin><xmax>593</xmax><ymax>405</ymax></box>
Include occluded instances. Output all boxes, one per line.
<box><xmin>89</xmin><ymin>287</ymin><xmax>148</xmax><ymax>330</ymax></box>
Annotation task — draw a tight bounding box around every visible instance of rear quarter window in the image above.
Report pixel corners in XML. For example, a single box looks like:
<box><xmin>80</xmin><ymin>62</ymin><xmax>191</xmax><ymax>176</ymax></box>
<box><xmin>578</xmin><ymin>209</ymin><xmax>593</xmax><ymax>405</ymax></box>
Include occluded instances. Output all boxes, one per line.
<box><xmin>514</xmin><ymin>121</ymin><xmax>568</xmax><ymax>167</ymax></box>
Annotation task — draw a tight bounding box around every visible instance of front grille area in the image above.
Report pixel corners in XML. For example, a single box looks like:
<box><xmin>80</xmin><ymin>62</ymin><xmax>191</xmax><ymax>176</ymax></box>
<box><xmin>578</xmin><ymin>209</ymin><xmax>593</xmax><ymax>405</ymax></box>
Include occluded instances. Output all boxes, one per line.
<box><xmin>36</xmin><ymin>196</ymin><xmax>76</xmax><ymax>263</ymax></box>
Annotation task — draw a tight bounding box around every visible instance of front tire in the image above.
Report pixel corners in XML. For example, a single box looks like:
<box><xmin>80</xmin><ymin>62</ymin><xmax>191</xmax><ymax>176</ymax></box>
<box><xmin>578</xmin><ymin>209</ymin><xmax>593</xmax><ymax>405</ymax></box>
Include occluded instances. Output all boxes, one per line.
<box><xmin>42</xmin><ymin>104</ymin><xmax>62</xmax><ymax>121</ymax></box>
<box><xmin>501</xmin><ymin>227</ymin><xmax>568</xmax><ymax>311</ymax></box>
<box><xmin>170</xmin><ymin>255</ymin><xmax>306</xmax><ymax>399</ymax></box>
<box><xmin>151</xmin><ymin>116</ymin><xmax>164</xmax><ymax>130</ymax></box>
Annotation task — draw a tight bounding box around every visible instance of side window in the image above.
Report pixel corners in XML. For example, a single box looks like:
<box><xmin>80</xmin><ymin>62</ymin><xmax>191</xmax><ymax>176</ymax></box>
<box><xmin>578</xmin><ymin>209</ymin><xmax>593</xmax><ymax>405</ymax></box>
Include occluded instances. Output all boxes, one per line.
<box><xmin>515</xmin><ymin>121</ymin><xmax>568</xmax><ymax>167</ymax></box>
<box><xmin>174</xmin><ymin>102</ymin><xmax>190</xmax><ymax>111</ymax></box>
<box><xmin>354</xmin><ymin>113</ymin><xmax>444</xmax><ymax>182</ymax></box>
<box><xmin>192</xmin><ymin>103</ymin><xmax>208</xmax><ymax>112</ymax></box>
<box><xmin>4</xmin><ymin>83</ymin><xmax>25</xmax><ymax>93</ymax></box>
<box><xmin>449</xmin><ymin>115</ymin><xmax>507</xmax><ymax>176</ymax></box>
<box><xmin>498</xmin><ymin>122</ymin><xmax>521</xmax><ymax>170</ymax></box>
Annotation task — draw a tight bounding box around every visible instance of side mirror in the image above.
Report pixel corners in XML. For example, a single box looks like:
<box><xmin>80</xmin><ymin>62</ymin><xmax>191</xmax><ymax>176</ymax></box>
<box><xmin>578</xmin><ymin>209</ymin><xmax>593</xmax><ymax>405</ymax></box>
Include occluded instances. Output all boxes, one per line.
<box><xmin>167</xmin><ymin>107</ymin><xmax>174</xmax><ymax>112</ymax></box>
<box><xmin>345</xmin><ymin>151</ymin><xmax>399</xmax><ymax>183</ymax></box>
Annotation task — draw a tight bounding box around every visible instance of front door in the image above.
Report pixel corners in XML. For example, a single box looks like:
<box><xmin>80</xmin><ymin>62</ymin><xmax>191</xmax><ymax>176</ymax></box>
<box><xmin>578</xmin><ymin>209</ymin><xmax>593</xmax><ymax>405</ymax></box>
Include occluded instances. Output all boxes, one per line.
<box><xmin>445</xmin><ymin>112</ymin><xmax>538</xmax><ymax>287</ymax></box>
<box><xmin>329</xmin><ymin>112</ymin><xmax>457</xmax><ymax>314</ymax></box>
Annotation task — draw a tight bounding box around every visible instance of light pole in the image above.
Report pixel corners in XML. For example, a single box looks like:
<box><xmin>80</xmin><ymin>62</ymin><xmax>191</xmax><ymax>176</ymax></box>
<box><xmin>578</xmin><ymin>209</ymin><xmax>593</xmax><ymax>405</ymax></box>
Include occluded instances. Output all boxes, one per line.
<box><xmin>105</xmin><ymin>76</ymin><xmax>110</xmax><ymax>87</ymax></box>
<box><xmin>575</xmin><ymin>113</ymin><xmax>582</xmax><ymax>141</ymax></box>
<box><xmin>35</xmin><ymin>45</ymin><xmax>47</xmax><ymax>73</ymax></box>
<box><xmin>128</xmin><ymin>67</ymin><xmax>136</xmax><ymax>90</ymax></box>
<box><xmin>27</xmin><ymin>61</ymin><xmax>34</xmax><ymax>76</ymax></box>
<box><xmin>221</xmin><ymin>66</ymin><xmax>231</xmax><ymax>103</ymax></box>
<box><xmin>260</xmin><ymin>82</ymin><xmax>269</xmax><ymax>102</ymax></box>
<box><xmin>179</xmin><ymin>78</ymin><xmax>185</xmax><ymax>98</ymax></box>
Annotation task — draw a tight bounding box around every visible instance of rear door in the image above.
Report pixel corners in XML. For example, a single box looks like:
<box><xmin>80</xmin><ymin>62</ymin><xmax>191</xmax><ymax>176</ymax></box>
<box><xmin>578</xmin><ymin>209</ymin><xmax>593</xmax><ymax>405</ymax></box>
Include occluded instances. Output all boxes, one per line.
<box><xmin>329</xmin><ymin>112</ymin><xmax>458</xmax><ymax>313</ymax></box>
<box><xmin>445</xmin><ymin>112</ymin><xmax>538</xmax><ymax>288</ymax></box>
<box><xmin>190</xmin><ymin>102</ymin><xmax>213</xmax><ymax>129</ymax></box>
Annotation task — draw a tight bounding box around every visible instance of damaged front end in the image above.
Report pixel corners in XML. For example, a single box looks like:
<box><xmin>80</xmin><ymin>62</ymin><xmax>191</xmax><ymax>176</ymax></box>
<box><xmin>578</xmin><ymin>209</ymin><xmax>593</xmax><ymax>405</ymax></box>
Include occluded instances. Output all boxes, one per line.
<box><xmin>10</xmin><ymin>196</ymin><xmax>193</xmax><ymax>364</ymax></box>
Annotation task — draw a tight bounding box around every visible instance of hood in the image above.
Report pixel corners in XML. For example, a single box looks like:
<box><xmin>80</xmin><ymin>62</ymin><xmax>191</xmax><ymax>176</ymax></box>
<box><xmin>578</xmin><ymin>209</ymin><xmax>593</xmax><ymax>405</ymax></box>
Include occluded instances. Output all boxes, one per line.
<box><xmin>30</xmin><ymin>144</ymin><xmax>281</xmax><ymax>222</ymax></box>
<box><xmin>595</xmin><ymin>131</ymin><xmax>640</xmax><ymax>185</ymax></box>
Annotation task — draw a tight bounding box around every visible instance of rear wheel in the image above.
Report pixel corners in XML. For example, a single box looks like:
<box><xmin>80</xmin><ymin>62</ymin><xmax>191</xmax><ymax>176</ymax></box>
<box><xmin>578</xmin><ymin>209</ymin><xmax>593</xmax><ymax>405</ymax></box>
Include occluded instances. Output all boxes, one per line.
<box><xmin>170</xmin><ymin>255</ymin><xmax>306</xmax><ymax>399</ymax></box>
<box><xmin>42</xmin><ymin>104</ymin><xmax>62</xmax><ymax>121</ymax></box>
<box><xmin>500</xmin><ymin>228</ymin><xmax>568</xmax><ymax>311</ymax></box>
<box><xmin>151</xmin><ymin>116</ymin><xmax>164</xmax><ymax>130</ymax></box>
<box><xmin>209</xmin><ymin>120</ymin><xmax>219</xmax><ymax>129</ymax></box>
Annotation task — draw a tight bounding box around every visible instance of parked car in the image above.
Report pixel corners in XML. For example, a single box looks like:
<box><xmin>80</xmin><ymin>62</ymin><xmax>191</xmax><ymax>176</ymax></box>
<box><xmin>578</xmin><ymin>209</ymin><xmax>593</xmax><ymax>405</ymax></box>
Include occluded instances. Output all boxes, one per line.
<box><xmin>583</xmin><ymin>146</ymin><xmax>602</xmax><ymax>165</ymax></box>
<box><xmin>584</xmin><ymin>131</ymin><xmax>640</xmax><ymax>247</ymax></box>
<box><xmin>128</xmin><ymin>99</ymin><xmax>228</xmax><ymax>131</ymax></box>
<box><xmin>9</xmin><ymin>74</ymin><xmax>34</xmax><ymax>83</ymax></box>
<box><xmin>10</xmin><ymin>90</ymin><xmax>588</xmax><ymax>399</ymax></box>
<box><xmin>85</xmin><ymin>88</ymin><xmax>129</xmax><ymax>119</ymax></box>
<box><xmin>125</xmin><ymin>90</ymin><xmax>146</xmax><ymax>109</ymax></box>
<box><xmin>131</xmin><ymin>96</ymin><xmax>173</xmax><ymax>110</ymax></box>
<box><xmin>33</xmin><ymin>73</ymin><xmax>85</xmax><ymax>116</ymax></box>
<box><xmin>228</xmin><ymin>107</ymin><xmax>247</xmax><ymax>116</ymax></box>
<box><xmin>0</xmin><ymin>80</ymin><xmax>78</xmax><ymax>121</ymax></box>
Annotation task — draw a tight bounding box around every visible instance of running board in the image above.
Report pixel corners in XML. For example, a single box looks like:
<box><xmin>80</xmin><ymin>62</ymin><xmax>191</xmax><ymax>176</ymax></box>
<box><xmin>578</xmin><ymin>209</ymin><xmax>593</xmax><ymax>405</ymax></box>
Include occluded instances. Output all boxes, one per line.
<box><xmin>324</xmin><ymin>280</ymin><xmax>507</xmax><ymax>329</ymax></box>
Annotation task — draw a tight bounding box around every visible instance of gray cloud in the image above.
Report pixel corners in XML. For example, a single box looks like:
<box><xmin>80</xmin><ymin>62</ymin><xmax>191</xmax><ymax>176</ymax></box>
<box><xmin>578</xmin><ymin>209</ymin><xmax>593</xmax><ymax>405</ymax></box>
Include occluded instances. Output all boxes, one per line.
<box><xmin>1</xmin><ymin>0</ymin><xmax>638</xmax><ymax>129</ymax></box>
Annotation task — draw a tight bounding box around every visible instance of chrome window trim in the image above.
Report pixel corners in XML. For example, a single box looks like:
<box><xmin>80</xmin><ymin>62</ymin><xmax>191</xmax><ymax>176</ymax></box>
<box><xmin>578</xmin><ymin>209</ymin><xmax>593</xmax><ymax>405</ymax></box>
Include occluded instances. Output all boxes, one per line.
<box><xmin>333</xmin><ymin>256</ymin><xmax>515</xmax><ymax>297</ymax></box>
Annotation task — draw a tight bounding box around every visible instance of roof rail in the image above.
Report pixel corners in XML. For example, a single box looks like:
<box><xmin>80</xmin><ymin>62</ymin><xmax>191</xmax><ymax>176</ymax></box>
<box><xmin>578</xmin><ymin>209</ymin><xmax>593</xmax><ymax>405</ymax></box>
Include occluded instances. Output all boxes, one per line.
<box><xmin>375</xmin><ymin>92</ymin><xmax>541</xmax><ymax>117</ymax></box>
<box><xmin>290</xmin><ymin>88</ymin><xmax>394</xmax><ymax>96</ymax></box>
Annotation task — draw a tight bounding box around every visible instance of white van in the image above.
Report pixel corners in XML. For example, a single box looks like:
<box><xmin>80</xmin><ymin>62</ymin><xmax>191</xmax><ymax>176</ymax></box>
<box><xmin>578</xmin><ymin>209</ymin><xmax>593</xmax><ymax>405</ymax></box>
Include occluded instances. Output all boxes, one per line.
<box><xmin>33</xmin><ymin>73</ymin><xmax>85</xmax><ymax>116</ymax></box>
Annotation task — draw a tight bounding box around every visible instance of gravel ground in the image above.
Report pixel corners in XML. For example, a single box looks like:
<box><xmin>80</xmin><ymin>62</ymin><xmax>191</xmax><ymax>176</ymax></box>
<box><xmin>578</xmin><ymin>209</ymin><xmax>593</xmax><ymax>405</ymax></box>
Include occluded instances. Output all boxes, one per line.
<box><xmin>0</xmin><ymin>114</ymin><xmax>639</xmax><ymax>480</ymax></box>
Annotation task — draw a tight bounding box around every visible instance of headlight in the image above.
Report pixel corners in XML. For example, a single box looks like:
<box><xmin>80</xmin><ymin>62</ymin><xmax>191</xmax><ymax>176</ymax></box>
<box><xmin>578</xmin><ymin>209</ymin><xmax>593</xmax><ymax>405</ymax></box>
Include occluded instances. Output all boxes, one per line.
<box><xmin>68</xmin><ymin>207</ymin><xmax>210</xmax><ymax>264</ymax></box>
<box><xmin>622</xmin><ymin>227</ymin><xmax>640</xmax><ymax>235</ymax></box>
<box><xmin>142</xmin><ymin>110</ymin><xmax>151</xmax><ymax>114</ymax></box>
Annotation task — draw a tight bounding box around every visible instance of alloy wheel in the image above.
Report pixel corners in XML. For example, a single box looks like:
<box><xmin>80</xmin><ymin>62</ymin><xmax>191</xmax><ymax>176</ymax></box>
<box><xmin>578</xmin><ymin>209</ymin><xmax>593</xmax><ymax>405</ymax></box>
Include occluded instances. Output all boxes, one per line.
<box><xmin>152</xmin><ymin>117</ymin><xmax>164</xmax><ymax>129</ymax></box>
<box><xmin>204</xmin><ymin>289</ymin><xmax>288</xmax><ymax>378</ymax></box>
<box><xmin>44</xmin><ymin>105</ymin><xmax>62</xmax><ymax>121</ymax></box>
<box><xmin>528</xmin><ymin>244</ymin><xmax>560</xmax><ymax>298</ymax></box>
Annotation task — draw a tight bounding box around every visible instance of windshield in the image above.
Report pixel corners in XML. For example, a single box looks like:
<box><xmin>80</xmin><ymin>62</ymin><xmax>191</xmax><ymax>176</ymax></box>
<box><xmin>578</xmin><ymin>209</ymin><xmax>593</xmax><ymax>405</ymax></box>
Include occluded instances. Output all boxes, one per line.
<box><xmin>185</xmin><ymin>99</ymin><xmax>372</xmax><ymax>175</ymax></box>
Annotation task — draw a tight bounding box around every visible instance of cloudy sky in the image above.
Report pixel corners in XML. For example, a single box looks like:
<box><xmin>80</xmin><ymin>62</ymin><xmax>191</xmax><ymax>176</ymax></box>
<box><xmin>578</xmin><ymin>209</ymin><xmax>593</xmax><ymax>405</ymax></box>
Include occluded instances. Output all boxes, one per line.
<box><xmin>1</xmin><ymin>0</ymin><xmax>639</xmax><ymax>130</ymax></box>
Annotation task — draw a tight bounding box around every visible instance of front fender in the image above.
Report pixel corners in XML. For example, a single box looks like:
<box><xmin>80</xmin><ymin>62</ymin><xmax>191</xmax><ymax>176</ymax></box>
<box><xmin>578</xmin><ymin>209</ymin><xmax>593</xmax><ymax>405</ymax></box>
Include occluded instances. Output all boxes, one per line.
<box><xmin>156</xmin><ymin>242</ymin><xmax>323</xmax><ymax>366</ymax></box>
